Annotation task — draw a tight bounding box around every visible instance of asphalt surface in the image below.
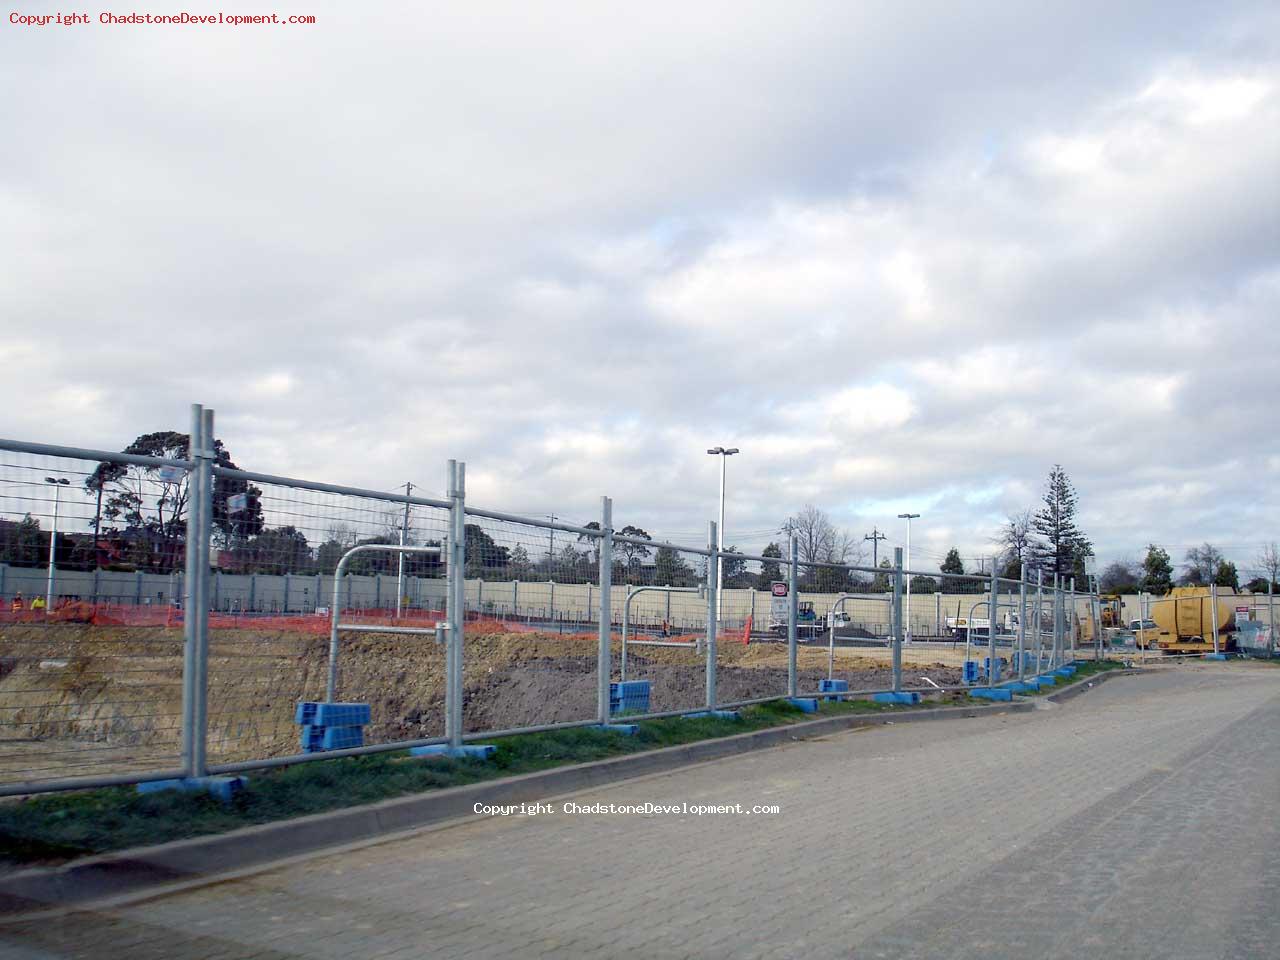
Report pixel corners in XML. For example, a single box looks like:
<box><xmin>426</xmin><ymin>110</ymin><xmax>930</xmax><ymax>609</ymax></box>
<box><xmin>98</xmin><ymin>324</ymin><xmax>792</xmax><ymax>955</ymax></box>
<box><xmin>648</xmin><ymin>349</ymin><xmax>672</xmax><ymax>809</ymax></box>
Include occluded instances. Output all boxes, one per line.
<box><xmin>1</xmin><ymin>662</ymin><xmax>1277</xmax><ymax>959</ymax></box>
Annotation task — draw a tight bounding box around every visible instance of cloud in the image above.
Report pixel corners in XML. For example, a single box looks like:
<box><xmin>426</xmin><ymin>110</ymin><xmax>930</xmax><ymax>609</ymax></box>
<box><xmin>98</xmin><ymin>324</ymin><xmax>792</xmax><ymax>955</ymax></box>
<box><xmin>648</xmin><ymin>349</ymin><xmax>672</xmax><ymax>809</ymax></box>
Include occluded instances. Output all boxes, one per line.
<box><xmin>1</xmin><ymin>1</ymin><xmax>1278</xmax><ymax>573</ymax></box>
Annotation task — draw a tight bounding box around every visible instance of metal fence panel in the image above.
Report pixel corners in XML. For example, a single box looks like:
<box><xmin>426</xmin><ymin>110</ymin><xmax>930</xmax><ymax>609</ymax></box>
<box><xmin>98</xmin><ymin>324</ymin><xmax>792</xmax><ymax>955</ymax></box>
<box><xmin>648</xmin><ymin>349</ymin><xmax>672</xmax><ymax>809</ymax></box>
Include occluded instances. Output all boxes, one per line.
<box><xmin>0</xmin><ymin>446</ymin><xmax>192</xmax><ymax>790</ymax></box>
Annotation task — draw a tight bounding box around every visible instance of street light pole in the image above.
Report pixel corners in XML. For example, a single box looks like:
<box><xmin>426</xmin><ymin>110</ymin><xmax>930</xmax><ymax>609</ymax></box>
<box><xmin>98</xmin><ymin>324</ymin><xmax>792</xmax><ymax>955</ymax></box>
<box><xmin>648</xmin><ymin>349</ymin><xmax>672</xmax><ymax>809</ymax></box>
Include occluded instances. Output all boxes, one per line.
<box><xmin>44</xmin><ymin>477</ymin><xmax>70</xmax><ymax>613</ymax></box>
<box><xmin>706</xmin><ymin>446</ymin><xmax>739</xmax><ymax>626</ymax></box>
<box><xmin>897</xmin><ymin>512</ymin><xmax>920</xmax><ymax>643</ymax></box>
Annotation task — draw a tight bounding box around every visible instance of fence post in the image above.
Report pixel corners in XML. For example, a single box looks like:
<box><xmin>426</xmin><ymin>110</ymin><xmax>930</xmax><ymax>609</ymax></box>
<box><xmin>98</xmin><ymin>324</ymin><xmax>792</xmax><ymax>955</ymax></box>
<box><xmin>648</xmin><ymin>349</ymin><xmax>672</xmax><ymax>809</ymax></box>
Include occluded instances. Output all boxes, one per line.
<box><xmin>596</xmin><ymin>497</ymin><xmax>613</xmax><ymax>724</ymax></box>
<box><xmin>180</xmin><ymin>404</ymin><xmax>203</xmax><ymax>779</ymax></box>
<box><xmin>1268</xmin><ymin>580</ymin><xmax>1275</xmax><ymax>657</ymax></box>
<box><xmin>1089</xmin><ymin>577</ymin><xmax>1102</xmax><ymax>660</ymax></box>
<box><xmin>705</xmin><ymin>520</ymin><xmax>719</xmax><ymax>710</ymax></box>
<box><xmin>892</xmin><ymin>547</ymin><xmax>904</xmax><ymax>693</ymax></box>
<box><xmin>788</xmin><ymin>536</ymin><xmax>799</xmax><ymax>698</ymax></box>
<box><xmin>1210</xmin><ymin>582</ymin><xmax>1220</xmax><ymax>655</ymax></box>
<box><xmin>135</xmin><ymin>570</ymin><xmax>143</xmax><ymax>606</ymax></box>
<box><xmin>446</xmin><ymin>460</ymin><xmax>467</xmax><ymax>748</ymax></box>
<box><xmin>1018</xmin><ymin>575</ymin><xmax>1028</xmax><ymax>679</ymax></box>
<box><xmin>190</xmin><ymin>406</ymin><xmax>215</xmax><ymax>777</ymax></box>
<box><xmin>987</xmin><ymin>572</ymin><xmax>998</xmax><ymax>688</ymax></box>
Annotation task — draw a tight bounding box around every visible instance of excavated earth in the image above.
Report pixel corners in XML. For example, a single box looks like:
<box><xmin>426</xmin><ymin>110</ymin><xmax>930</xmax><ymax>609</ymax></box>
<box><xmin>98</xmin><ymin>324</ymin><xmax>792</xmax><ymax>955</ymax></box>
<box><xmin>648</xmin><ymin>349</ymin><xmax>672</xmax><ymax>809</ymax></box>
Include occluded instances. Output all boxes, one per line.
<box><xmin>0</xmin><ymin>625</ymin><xmax>962</xmax><ymax>781</ymax></box>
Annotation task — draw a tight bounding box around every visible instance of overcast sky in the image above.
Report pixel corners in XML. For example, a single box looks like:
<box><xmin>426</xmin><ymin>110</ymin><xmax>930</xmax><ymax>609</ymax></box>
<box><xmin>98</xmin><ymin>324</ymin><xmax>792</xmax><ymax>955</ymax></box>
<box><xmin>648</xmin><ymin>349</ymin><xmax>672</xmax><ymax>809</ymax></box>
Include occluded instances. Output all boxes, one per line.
<box><xmin>2</xmin><ymin>1</ymin><xmax>1278</xmax><ymax>574</ymax></box>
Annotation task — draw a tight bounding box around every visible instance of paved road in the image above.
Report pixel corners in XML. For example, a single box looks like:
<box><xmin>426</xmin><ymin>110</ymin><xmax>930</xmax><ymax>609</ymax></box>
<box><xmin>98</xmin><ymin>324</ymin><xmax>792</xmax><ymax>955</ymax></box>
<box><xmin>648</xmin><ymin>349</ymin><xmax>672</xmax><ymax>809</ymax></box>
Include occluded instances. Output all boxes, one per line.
<box><xmin>2</xmin><ymin>663</ymin><xmax>1278</xmax><ymax>959</ymax></box>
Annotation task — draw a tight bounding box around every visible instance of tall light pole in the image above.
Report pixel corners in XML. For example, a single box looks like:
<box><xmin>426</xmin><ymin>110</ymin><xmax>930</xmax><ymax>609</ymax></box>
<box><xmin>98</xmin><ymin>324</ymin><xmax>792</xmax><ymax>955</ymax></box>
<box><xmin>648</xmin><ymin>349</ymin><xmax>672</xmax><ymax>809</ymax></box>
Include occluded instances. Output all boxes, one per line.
<box><xmin>45</xmin><ymin>477</ymin><xmax>70</xmax><ymax>612</ymax></box>
<box><xmin>707</xmin><ymin>446</ymin><xmax>739</xmax><ymax>625</ymax></box>
<box><xmin>897</xmin><ymin>512</ymin><xmax>920</xmax><ymax>643</ymax></box>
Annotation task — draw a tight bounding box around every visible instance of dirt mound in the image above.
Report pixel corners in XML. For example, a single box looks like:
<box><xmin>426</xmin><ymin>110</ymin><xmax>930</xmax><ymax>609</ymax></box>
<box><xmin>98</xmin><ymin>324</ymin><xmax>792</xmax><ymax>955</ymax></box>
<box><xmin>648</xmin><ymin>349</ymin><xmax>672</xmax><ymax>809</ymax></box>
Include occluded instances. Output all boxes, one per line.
<box><xmin>0</xmin><ymin>625</ymin><xmax>964</xmax><ymax>780</ymax></box>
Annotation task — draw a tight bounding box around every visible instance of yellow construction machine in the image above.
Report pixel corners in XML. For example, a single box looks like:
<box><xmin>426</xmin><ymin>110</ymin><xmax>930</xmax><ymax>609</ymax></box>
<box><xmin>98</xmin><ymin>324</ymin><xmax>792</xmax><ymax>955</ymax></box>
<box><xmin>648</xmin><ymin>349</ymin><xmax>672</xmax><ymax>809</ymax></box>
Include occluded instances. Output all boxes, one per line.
<box><xmin>1134</xmin><ymin>587</ymin><xmax>1237</xmax><ymax>654</ymax></box>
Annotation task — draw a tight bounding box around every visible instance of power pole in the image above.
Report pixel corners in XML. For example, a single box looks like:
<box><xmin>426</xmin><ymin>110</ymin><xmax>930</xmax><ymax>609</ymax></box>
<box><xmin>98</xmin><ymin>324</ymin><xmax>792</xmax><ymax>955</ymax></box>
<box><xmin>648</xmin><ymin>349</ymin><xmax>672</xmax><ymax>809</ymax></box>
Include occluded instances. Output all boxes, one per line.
<box><xmin>546</xmin><ymin>514</ymin><xmax>558</xmax><ymax>566</ymax></box>
<box><xmin>864</xmin><ymin>528</ymin><xmax>888</xmax><ymax>568</ymax></box>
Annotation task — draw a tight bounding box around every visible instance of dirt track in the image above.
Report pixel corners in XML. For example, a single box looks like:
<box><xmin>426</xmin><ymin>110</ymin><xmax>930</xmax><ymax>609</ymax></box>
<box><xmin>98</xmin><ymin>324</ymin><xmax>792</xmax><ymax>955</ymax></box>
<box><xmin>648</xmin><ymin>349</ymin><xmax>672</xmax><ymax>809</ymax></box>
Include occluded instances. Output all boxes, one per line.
<box><xmin>0</xmin><ymin>625</ymin><xmax>964</xmax><ymax>781</ymax></box>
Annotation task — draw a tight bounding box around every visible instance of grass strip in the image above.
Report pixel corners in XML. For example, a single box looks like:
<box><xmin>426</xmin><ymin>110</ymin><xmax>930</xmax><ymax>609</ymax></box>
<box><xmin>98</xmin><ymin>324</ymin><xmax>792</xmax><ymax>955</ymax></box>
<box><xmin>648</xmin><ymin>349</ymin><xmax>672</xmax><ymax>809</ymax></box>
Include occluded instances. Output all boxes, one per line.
<box><xmin>0</xmin><ymin>693</ymin><xmax>963</xmax><ymax>866</ymax></box>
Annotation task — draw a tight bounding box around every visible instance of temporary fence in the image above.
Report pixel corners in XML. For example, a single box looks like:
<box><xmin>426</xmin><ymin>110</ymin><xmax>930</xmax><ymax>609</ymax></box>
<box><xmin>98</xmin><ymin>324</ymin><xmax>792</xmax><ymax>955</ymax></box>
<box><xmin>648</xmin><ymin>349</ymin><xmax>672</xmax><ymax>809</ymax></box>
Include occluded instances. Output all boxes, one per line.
<box><xmin>0</xmin><ymin>405</ymin><xmax>1114</xmax><ymax>796</ymax></box>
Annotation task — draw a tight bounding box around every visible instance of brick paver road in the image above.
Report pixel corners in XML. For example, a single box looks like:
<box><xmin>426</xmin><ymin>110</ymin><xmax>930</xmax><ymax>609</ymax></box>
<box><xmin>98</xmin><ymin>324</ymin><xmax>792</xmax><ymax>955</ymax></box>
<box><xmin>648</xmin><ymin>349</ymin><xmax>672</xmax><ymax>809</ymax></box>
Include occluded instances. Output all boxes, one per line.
<box><xmin>3</xmin><ymin>663</ymin><xmax>1278</xmax><ymax>959</ymax></box>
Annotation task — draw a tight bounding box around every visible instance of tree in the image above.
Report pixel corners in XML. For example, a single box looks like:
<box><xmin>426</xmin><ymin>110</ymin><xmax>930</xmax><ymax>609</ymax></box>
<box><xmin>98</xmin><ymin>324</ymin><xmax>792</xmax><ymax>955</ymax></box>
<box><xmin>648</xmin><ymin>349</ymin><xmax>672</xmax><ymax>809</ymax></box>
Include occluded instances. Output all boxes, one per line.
<box><xmin>316</xmin><ymin>538</ymin><xmax>347</xmax><ymax>575</ymax></box>
<box><xmin>507</xmin><ymin>545</ymin><xmax>533</xmax><ymax>580</ymax></box>
<box><xmin>940</xmin><ymin>547</ymin><xmax>984</xmax><ymax>593</ymax></box>
<box><xmin>577</xmin><ymin>521</ymin><xmax>602</xmax><ymax>568</ymax></box>
<box><xmin>465</xmin><ymin>524</ymin><xmax>511</xmax><ymax>579</ymax></box>
<box><xmin>654</xmin><ymin>546</ymin><xmax>695</xmax><ymax>586</ymax></box>
<box><xmin>720</xmin><ymin>546</ymin><xmax>751</xmax><ymax>588</ymax></box>
<box><xmin>1141</xmin><ymin>544</ymin><xmax>1173</xmax><ymax>594</ymax></box>
<box><xmin>1030</xmin><ymin>465</ymin><xmax>1093</xmax><ymax>579</ymax></box>
<box><xmin>757</xmin><ymin>542</ymin><xmax>783</xmax><ymax>589</ymax></box>
<box><xmin>1181</xmin><ymin>543</ymin><xmax>1223</xmax><ymax>586</ymax></box>
<box><xmin>1098</xmin><ymin>560</ymin><xmax>1141</xmax><ymax>594</ymax></box>
<box><xmin>782</xmin><ymin>505</ymin><xmax>858</xmax><ymax>566</ymax></box>
<box><xmin>1255</xmin><ymin>543</ymin><xmax>1280</xmax><ymax>589</ymax></box>
<box><xmin>616</xmin><ymin>525</ymin><xmax>652</xmax><ymax>569</ymax></box>
<box><xmin>909</xmin><ymin>574</ymin><xmax>937</xmax><ymax>594</ymax></box>
<box><xmin>242</xmin><ymin>526</ymin><xmax>313</xmax><ymax>575</ymax></box>
<box><xmin>0</xmin><ymin>515</ymin><xmax>44</xmax><ymax>567</ymax></box>
<box><xmin>994</xmin><ymin>509</ymin><xmax>1033</xmax><ymax>579</ymax></box>
<box><xmin>85</xmin><ymin>430</ymin><xmax>262</xmax><ymax>573</ymax></box>
<box><xmin>871</xmin><ymin>558</ymin><xmax>892</xmax><ymax>593</ymax></box>
<box><xmin>1214</xmin><ymin>560</ymin><xmax>1239</xmax><ymax>591</ymax></box>
<box><xmin>941</xmin><ymin>548</ymin><xmax>966</xmax><ymax>577</ymax></box>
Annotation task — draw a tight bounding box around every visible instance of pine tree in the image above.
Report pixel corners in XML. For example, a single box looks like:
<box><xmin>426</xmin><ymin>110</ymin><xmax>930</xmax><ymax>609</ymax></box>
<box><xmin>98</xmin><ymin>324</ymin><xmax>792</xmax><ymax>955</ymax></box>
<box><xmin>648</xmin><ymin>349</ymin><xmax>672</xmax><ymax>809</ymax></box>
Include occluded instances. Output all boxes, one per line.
<box><xmin>1030</xmin><ymin>465</ymin><xmax>1093</xmax><ymax>579</ymax></box>
<box><xmin>1141</xmin><ymin>545</ymin><xmax>1173</xmax><ymax>594</ymax></box>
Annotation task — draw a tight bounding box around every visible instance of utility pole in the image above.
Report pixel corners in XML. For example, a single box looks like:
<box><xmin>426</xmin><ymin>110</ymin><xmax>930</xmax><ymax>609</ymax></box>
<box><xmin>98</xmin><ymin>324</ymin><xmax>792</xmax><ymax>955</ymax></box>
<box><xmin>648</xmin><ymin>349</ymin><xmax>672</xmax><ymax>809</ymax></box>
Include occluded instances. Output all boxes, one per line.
<box><xmin>546</xmin><ymin>515</ymin><xmax>558</xmax><ymax>567</ymax></box>
<box><xmin>864</xmin><ymin>528</ymin><xmax>888</xmax><ymax>568</ymax></box>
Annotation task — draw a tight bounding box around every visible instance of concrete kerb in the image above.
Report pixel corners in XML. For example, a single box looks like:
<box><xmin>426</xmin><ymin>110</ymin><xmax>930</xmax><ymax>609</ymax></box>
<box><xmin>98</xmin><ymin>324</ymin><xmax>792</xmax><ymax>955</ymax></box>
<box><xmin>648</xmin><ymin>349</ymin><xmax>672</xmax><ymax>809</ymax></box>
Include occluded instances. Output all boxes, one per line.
<box><xmin>0</xmin><ymin>694</ymin><xmax>1064</xmax><ymax>918</ymax></box>
<box><xmin>1045</xmin><ymin>665</ymin><xmax>1141</xmax><ymax>704</ymax></box>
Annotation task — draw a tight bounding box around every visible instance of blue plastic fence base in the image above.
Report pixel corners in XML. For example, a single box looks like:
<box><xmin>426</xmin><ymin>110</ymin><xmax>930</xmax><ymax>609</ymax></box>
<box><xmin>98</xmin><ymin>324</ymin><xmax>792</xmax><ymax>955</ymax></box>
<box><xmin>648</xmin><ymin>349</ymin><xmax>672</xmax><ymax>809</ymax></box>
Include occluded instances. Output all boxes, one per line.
<box><xmin>968</xmin><ymin>688</ymin><xmax>1014</xmax><ymax>702</ymax></box>
<box><xmin>1036</xmin><ymin>675</ymin><xmax>1058</xmax><ymax>685</ymax></box>
<box><xmin>787</xmin><ymin>698</ymin><xmax>819</xmax><ymax>713</ymax></box>
<box><xmin>592</xmin><ymin>723</ymin><xmax>639</xmax><ymax>735</ymax></box>
<box><xmin>819</xmin><ymin>678</ymin><xmax>849</xmax><ymax>702</ymax></box>
<box><xmin>873</xmin><ymin>692</ymin><xmax>921</xmax><ymax>705</ymax></box>
<box><xmin>136</xmin><ymin>776</ymin><xmax>248</xmax><ymax>803</ymax></box>
<box><xmin>682</xmin><ymin>710</ymin><xmax>741</xmax><ymax>720</ymax></box>
<box><xmin>1000</xmin><ymin>681</ymin><xmax>1036</xmax><ymax>693</ymax></box>
<box><xmin>409</xmin><ymin>744</ymin><xmax>497</xmax><ymax>760</ymax></box>
<box><xmin>1204</xmin><ymin>653</ymin><xmax>1229</xmax><ymax>661</ymax></box>
<box><xmin>1053</xmin><ymin>666</ymin><xmax>1077</xmax><ymax>677</ymax></box>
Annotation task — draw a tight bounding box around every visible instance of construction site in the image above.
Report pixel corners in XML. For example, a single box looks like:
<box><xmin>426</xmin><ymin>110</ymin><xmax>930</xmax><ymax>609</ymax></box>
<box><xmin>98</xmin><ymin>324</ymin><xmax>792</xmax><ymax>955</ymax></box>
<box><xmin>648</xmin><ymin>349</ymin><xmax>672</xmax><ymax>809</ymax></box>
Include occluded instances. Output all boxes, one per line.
<box><xmin>0</xmin><ymin>617</ymin><xmax>980</xmax><ymax>786</ymax></box>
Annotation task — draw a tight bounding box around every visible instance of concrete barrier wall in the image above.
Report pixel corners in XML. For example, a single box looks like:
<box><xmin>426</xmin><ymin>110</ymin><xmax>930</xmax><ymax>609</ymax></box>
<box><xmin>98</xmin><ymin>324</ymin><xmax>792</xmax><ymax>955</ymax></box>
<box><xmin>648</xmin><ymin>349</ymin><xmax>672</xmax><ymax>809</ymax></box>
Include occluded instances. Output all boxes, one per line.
<box><xmin>4</xmin><ymin>563</ymin><xmax>1274</xmax><ymax>634</ymax></box>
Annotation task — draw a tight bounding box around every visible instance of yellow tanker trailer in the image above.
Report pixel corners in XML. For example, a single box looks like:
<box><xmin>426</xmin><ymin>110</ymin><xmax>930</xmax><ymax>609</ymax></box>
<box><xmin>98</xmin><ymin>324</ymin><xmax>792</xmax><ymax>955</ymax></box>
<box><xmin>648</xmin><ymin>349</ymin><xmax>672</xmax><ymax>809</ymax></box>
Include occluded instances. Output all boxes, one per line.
<box><xmin>1135</xmin><ymin>587</ymin><xmax>1237</xmax><ymax>654</ymax></box>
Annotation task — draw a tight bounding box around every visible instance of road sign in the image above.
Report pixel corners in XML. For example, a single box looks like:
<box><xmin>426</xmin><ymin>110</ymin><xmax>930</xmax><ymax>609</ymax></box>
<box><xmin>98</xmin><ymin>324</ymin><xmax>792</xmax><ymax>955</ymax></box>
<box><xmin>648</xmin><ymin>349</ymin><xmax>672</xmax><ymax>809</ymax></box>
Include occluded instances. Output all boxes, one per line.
<box><xmin>158</xmin><ymin>466</ymin><xmax>185</xmax><ymax>483</ymax></box>
<box><xmin>771</xmin><ymin>581</ymin><xmax>788</xmax><ymax>597</ymax></box>
<box><xmin>228</xmin><ymin>492</ymin><xmax>249</xmax><ymax>513</ymax></box>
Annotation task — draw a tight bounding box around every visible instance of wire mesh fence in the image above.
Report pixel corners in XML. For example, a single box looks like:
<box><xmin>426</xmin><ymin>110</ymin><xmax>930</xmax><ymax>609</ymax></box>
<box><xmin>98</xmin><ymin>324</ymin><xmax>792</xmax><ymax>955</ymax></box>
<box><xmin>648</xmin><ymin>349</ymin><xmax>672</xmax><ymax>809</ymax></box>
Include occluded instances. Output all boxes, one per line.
<box><xmin>0</xmin><ymin>446</ymin><xmax>194</xmax><ymax>788</ymax></box>
<box><xmin>0</xmin><ymin>412</ymin><xmax>1147</xmax><ymax>796</ymax></box>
